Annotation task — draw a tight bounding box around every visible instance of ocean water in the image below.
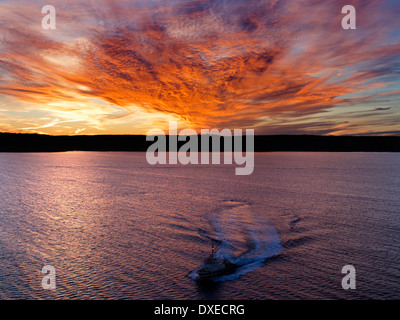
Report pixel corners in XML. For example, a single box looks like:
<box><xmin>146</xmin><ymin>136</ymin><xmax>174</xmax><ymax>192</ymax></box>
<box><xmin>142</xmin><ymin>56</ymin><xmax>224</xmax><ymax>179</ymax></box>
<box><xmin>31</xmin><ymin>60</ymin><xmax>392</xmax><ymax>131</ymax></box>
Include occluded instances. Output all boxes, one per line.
<box><xmin>0</xmin><ymin>152</ymin><xmax>399</xmax><ymax>300</ymax></box>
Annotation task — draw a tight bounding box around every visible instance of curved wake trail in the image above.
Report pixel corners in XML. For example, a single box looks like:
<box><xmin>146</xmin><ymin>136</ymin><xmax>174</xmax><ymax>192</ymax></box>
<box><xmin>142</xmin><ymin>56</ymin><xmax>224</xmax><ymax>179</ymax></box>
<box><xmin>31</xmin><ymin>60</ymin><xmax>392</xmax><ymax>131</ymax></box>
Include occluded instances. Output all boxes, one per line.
<box><xmin>190</xmin><ymin>200</ymin><xmax>282</xmax><ymax>282</ymax></box>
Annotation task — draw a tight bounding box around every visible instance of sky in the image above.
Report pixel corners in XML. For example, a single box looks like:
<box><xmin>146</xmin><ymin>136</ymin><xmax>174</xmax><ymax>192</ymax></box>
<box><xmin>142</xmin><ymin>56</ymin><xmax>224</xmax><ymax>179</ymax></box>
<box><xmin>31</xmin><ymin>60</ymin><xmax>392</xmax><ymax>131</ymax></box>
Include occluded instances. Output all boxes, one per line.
<box><xmin>0</xmin><ymin>0</ymin><xmax>399</xmax><ymax>135</ymax></box>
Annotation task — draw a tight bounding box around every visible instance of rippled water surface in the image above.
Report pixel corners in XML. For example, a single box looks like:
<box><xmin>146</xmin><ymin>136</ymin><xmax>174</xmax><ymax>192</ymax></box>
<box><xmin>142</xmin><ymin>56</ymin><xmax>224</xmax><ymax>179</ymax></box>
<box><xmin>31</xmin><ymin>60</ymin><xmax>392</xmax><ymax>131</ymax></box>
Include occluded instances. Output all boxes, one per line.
<box><xmin>0</xmin><ymin>152</ymin><xmax>399</xmax><ymax>299</ymax></box>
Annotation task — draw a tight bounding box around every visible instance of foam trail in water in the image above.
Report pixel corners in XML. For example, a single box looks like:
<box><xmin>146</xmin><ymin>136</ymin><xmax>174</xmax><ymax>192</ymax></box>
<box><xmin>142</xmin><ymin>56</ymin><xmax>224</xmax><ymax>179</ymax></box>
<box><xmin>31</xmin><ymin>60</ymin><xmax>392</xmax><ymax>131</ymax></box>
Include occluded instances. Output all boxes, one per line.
<box><xmin>190</xmin><ymin>200</ymin><xmax>283</xmax><ymax>281</ymax></box>
<box><xmin>216</xmin><ymin>224</ymin><xmax>282</xmax><ymax>281</ymax></box>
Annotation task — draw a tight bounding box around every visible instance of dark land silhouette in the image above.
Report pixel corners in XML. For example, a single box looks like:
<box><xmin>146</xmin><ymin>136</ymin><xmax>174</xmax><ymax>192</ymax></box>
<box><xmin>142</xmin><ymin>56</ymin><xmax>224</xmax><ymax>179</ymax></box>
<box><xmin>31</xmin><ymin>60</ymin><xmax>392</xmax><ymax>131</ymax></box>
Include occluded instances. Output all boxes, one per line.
<box><xmin>0</xmin><ymin>133</ymin><xmax>399</xmax><ymax>152</ymax></box>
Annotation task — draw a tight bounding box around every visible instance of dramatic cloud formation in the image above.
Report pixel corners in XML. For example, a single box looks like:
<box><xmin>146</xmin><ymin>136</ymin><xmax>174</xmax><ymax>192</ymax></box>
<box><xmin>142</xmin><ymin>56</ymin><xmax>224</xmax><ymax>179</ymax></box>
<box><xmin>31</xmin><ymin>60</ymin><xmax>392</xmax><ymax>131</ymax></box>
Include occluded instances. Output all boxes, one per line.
<box><xmin>0</xmin><ymin>0</ymin><xmax>399</xmax><ymax>135</ymax></box>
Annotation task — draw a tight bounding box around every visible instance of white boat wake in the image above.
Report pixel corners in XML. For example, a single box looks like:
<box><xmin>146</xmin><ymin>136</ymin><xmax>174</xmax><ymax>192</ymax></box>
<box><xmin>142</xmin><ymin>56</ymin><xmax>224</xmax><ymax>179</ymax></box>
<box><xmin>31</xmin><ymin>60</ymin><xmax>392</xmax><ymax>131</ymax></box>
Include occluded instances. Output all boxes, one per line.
<box><xmin>190</xmin><ymin>200</ymin><xmax>282</xmax><ymax>282</ymax></box>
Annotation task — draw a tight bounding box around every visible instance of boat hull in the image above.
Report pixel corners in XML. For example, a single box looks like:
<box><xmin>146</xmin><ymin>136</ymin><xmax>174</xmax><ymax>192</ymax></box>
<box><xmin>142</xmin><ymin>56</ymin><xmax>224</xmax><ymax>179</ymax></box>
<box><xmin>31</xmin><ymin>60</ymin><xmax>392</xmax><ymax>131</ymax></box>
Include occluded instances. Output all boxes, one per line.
<box><xmin>197</xmin><ymin>263</ymin><xmax>237</xmax><ymax>279</ymax></box>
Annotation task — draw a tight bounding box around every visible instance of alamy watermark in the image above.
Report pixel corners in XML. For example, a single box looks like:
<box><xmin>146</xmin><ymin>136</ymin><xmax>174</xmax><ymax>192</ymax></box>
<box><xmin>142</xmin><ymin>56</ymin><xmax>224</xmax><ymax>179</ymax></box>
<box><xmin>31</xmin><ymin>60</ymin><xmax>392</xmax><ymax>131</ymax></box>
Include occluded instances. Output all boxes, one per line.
<box><xmin>40</xmin><ymin>5</ymin><xmax>356</xmax><ymax>31</ymax></box>
<box><xmin>41</xmin><ymin>265</ymin><xmax>56</xmax><ymax>290</ymax></box>
<box><xmin>341</xmin><ymin>265</ymin><xmax>356</xmax><ymax>290</ymax></box>
<box><xmin>146</xmin><ymin>121</ymin><xmax>254</xmax><ymax>175</ymax></box>
<box><xmin>38</xmin><ymin>263</ymin><xmax>355</xmax><ymax>292</ymax></box>
<box><xmin>41</xmin><ymin>5</ymin><xmax>56</xmax><ymax>30</ymax></box>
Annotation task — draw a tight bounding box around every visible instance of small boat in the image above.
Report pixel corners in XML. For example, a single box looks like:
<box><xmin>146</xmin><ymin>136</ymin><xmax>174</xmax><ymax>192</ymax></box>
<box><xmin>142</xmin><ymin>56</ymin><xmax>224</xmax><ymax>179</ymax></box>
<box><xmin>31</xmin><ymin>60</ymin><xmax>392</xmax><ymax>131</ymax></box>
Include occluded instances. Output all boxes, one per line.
<box><xmin>197</xmin><ymin>243</ymin><xmax>237</xmax><ymax>279</ymax></box>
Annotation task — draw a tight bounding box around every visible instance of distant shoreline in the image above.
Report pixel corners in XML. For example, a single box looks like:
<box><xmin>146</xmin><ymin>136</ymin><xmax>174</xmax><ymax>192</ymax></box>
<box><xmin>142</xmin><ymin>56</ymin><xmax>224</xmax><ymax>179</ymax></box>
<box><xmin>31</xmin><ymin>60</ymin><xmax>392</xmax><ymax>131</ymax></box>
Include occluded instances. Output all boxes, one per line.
<box><xmin>0</xmin><ymin>133</ymin><xmax>399</xmax><ymax>152</ymax></box>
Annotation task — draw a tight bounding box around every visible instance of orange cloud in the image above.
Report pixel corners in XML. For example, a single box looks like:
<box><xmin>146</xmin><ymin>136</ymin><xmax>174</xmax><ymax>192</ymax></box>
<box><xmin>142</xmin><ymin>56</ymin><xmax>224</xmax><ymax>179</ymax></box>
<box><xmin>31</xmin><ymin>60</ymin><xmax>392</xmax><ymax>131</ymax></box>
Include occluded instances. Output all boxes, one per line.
<box><xmin>0</xmin><ymin>0</ymin><xmax>399</xmax><ymax>135</ymax></box>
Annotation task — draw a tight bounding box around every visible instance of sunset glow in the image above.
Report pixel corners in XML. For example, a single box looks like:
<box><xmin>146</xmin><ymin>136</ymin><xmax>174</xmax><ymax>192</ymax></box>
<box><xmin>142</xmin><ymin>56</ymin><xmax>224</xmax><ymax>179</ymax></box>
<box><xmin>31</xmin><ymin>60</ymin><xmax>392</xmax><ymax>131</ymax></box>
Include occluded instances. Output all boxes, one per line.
<box><xmin>0</xmin><ymin>0</ymin><xmax>399</xmax><ymax>135</ymax></box>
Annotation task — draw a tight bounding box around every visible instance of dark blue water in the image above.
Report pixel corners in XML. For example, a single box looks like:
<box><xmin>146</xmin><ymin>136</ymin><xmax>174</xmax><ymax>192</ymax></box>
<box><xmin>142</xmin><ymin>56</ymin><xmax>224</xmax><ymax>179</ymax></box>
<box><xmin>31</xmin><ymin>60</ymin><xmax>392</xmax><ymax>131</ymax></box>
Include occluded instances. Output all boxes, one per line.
<box><xmin>0</xmin><ymin>152</ymin><xmax>399</xmax><ymax>299</ymax></box>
